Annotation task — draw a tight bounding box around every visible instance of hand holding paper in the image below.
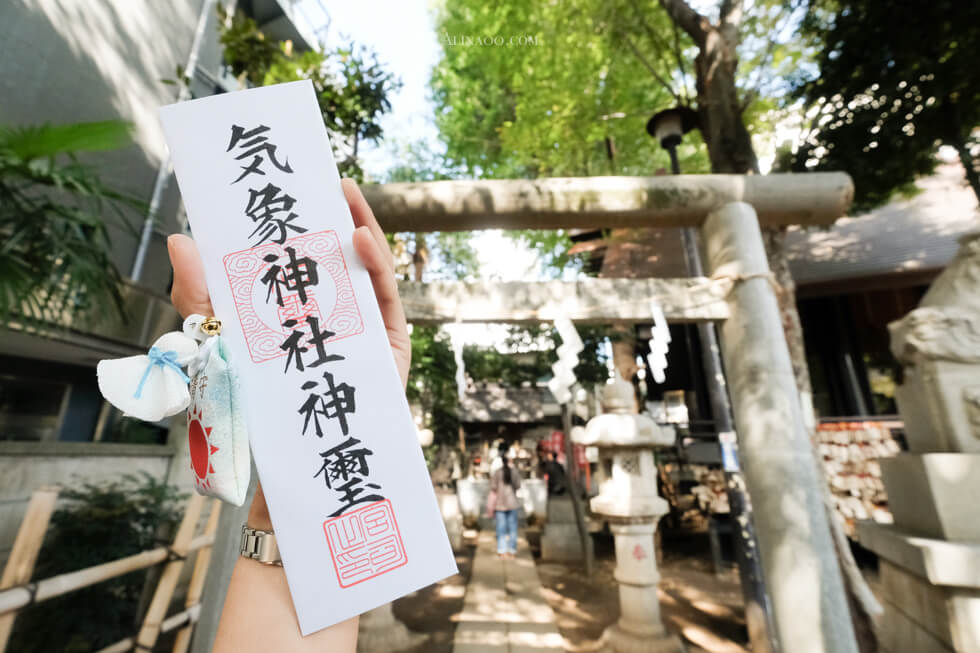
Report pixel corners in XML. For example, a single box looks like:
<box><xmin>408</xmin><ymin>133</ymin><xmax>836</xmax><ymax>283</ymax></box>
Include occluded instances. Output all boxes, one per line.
<box><xmin>159</xmin><ymin>81</ymin><xmax>456</xmax><ymax>637</ymax></box>
<box><xmin>167</xmin><ymin>180</ymin><xmax>416</xmax><ymax>651</ymax></box>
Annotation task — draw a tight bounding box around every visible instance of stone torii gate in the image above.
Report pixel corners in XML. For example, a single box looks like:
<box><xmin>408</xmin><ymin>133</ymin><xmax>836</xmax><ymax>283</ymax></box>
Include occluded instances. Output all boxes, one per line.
<box><xmin>372</xmin><ymin>172</ymin><xmax>859</xmax><ymax>653</ymax></box>
<box><xmin>194</xmin><ymin>173</ymin><xmax>858</xmax><ymax>653</ymax></box>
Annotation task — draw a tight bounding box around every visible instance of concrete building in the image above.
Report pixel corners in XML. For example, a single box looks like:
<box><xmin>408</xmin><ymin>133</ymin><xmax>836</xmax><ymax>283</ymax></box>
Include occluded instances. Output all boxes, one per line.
<box><xmin>0</xmin><ymin>0</ymin><xmax>319</xmax><ymax>562</ymax></box>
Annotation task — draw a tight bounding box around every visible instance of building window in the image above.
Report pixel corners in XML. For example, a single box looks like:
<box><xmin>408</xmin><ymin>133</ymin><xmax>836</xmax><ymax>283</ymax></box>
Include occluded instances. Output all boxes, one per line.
<box><xmin>0</xmin><ymin>376</ymin><xmax>69</xmax><ymax>441</ymax></box>
<box><xmin>0</xmin><ymin>355</ymin><xmax>168</xmax><ymax>445</ymax></box>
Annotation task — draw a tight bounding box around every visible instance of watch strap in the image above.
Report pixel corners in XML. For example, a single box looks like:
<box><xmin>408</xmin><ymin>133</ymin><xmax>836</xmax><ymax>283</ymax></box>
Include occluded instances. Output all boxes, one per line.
<box><xmin>240</xmin><ymin>525</ymin><xmax>282</xmax><ymax>565</ymax></box>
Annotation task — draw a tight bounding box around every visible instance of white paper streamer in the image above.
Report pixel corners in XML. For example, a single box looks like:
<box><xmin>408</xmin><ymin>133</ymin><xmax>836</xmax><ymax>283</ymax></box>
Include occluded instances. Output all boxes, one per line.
<box><xmin>549</xmin><ymin>316</ymin><xmax>582</xmax><ymax>405</ymax></box>
<box><xmin>646</xmin><ymin>300</ymin><xmax>672</xmax><ymax>384</ymax></box>
<box><xmin>447</xmin><ymin>323</ymin><xmax>467</xmax><ymax>401</ymax></box>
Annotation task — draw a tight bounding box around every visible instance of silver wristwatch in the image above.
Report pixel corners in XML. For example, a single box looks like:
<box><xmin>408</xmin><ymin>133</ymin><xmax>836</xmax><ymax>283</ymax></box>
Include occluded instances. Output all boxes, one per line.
<box><xmin>240</xmin><ymin>525</ymin><xmax>282</xmax><ymax>565</ymax></box>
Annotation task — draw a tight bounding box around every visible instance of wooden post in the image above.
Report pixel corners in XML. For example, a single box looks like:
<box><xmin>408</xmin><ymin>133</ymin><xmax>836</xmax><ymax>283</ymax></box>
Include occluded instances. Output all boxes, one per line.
<box><xmin>172</xmin><ymin>500</ymin><xmax>221</xmax><ymax>653</ymax></box>
<box><xmin>0</xmin><ymin>486</ymin><xmax>59</xmax><ymax>652</ymax></box>
<box><xmin>134</xmin><ymin>493</ymin><xmax>206</xmax><ymax>651</ymax></box>
<box><xmin>702</xmin><ymin>202</ymin><xmax>857</xmax><ymax>653</ymax></box>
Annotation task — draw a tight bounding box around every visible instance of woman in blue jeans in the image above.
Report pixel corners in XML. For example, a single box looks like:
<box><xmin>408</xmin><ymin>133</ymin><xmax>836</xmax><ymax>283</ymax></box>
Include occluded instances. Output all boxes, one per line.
<box><xmin>490</xmin><ymin>454</ymin><xmax>522</xmax><ymax>558</ymax></box>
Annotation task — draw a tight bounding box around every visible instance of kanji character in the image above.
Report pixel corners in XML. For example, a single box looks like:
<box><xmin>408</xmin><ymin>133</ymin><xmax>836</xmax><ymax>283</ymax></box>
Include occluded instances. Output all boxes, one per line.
<box><xmin>298</xmin><ymin>371</ymin><xmax>356</xmax><ymax>437</ymax></box>
<box><xmin>280</xmin><ymin>315</ymin><xmax>344</xmax><ymax>373</ymax></box>
<box><xmin>314</xmin><ymin>437</ymin><xmax>374</xmax><ymax>489</ymax></box>
<box><xmin>244</xmin><ymin>183</ymin><xmax>307</xmax><ymax>246</ymax></box>
<box><xmin>261</xmin><ymin>247</ymin><xmax>319</xmax><ymax>307</ymax></box>
<box><xmin>227</xmin><ymin>124</ymin><xmax>293</xmax><ymax>183</ymax></box>
<box><xmin>328</xmin><ymin>477</ymin><xmax>384</xmax><ymax>517</ymax></box>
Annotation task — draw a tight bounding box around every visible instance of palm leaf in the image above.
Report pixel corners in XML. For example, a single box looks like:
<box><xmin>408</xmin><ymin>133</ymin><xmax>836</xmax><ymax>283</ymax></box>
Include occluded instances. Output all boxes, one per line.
<box><xmin>0</xmin><ymin>120</ymin><xmax>133</xmax><ymax>160</ymax></box>
<box><xmin>0</xmin><ymin>119</ymin><xmax>138</xmax><ymax>327</ymax></box>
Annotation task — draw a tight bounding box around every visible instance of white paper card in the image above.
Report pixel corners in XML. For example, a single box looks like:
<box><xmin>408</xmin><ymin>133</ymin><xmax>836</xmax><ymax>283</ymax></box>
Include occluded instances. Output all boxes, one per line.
<box><xmin>159</xmin><ymin>81</ymin><xmax>457</xmax><ymax>635</ymax></box>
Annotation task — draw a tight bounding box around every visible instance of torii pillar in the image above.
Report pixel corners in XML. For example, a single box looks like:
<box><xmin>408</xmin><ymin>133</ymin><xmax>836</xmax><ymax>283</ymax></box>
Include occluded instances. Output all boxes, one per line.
<box><xmin>703</xmin><ymin>202</ymin><xmax>858</xmax><ymax>653</ymax></box>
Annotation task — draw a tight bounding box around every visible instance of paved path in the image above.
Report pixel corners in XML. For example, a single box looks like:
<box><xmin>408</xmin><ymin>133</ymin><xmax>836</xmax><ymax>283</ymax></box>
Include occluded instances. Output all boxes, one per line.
<box><xmin>452</xmin><ymin>531</ymin><xmax>565</xmax><ymax>653</ymax></box>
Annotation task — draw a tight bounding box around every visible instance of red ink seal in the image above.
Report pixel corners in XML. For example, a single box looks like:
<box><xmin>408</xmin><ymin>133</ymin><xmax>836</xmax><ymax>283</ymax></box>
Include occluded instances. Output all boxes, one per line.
<box><xmin>323</xmin><ymin>499</ymin><xmax>407</xmax><ymax>588</ymax></box>
<box><xmin>223</xmin><ymin>230</ymin><xmax>364</xmax><ymax>363</ymax></box>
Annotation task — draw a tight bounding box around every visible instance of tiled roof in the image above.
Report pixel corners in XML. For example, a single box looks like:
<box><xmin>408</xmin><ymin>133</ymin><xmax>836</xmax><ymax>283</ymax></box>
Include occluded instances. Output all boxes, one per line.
<box><xmin>786</xmin><ymin>162</ymin><xmax>978</xmax><ymax>285</ymax></box>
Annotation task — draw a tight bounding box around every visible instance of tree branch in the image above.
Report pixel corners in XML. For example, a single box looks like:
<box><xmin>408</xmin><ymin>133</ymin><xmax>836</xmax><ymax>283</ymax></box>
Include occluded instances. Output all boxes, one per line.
<box><xmin>618</xmin><ymin>29</ymin><xmax>683</xmax><ymax>104</ymax></box>
<box><xmin>720</xmin><ymin>0</ymin><xmax>744</xmax><ymax>28</ymax></box>
<box><xmin>629</xmin><ymin>0</ymin><xmax>673</xmax><ymax>54</ymax></box>
<box><xmin>629</xmin><ymin>0</ymin><xmax>690</xmax><ymax>103</ymax></box>
<box><xmin>671</xmin><ymin>19</ymin><xmax>691</xmax><ymax>103</ymax></box>
<box><xmin>659</xmin><ymin>0</ymin><xmax>708</xmax><ymax>45</ymax></box>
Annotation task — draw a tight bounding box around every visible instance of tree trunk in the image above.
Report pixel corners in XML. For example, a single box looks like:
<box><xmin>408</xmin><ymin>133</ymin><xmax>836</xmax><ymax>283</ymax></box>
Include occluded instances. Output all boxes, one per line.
<box><xmin>694</xmin><ymin>29</ymin><xmax>759</xmax><ymax>175</ymax></box>
<box><xmin>413</xmin><ymin>233</ymin><xmax>429</xmax><ymax>282</ymax></box>
<box><xmin>661</xmin><ymin>5</ymin><xmax>878</xmax><ymax>649</ymax></box>
<box><xmin>761</xmin><ymin>228</ymin><xmax>813</xmax><ymax>400</ymax></box>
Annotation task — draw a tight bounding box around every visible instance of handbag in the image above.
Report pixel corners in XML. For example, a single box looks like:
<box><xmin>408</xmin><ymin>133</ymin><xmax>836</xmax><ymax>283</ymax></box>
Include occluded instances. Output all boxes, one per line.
<box><xmin>485</xmin><ymin>489</ymin><xmax>498</xmax><ymax>517</ymax></box>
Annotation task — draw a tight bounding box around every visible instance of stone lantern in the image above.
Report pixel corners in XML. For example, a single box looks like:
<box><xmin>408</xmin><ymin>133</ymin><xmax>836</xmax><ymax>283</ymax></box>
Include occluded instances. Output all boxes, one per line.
<box><xmin>573</xmin><ymin>374</ymin><xmax>681</xmax><ymax>653</ymax></box>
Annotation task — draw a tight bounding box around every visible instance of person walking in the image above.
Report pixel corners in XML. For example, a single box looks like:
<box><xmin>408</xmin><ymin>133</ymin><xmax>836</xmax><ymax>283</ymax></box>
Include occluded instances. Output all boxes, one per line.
<box><xmin>489</xmin><ymin>451</ymin><xmax>522</xmax><ymax>558</ymax></box>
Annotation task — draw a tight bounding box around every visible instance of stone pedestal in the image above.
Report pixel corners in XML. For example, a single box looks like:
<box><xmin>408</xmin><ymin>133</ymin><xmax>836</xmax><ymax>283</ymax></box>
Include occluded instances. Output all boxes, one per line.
<box><xmin>859</xmin><ymin>454</ymin><xmax>980</xmax><ymax>652</ymax></box>
<box><xmin>456</xmin><ymin>476</ymin><xmax>489</xmax><ymax>524</ymax></box>
<box><xmin>601</xmin><ymin>522</ymin><xmax>682</xmax><ymax>653</ymax></box>
<box><xmin>879</xmin><ymin>453</ymin><xmax>980</xmax><ymax>541</ymax></box>
<box><xmin>540</xmin><ymin>495</ymin><xmax>593</xmax><ymax>561</ymax></box>
<box><xmin>861</xmin><ymin>233</ymin><xmax>980</xmax><ymax>653</ymax></box>
<box><xmin>356</xmin><ymin>602</ymin><xmax>426</xmax><ymax>653</ymax></box>
<box><xmin>864</xmin><ymin>455</ymin><xmax>980</xmax><ymax>653</ymax></box>
<box><xmin>858</xmin><ymin>523</ymin><xmax>980</xmax><ymax>653</ymax></box>
<box><xmin>436</xmin><ymin>488</ymin><xmax>464</xmax><ymax>552</ymax></box>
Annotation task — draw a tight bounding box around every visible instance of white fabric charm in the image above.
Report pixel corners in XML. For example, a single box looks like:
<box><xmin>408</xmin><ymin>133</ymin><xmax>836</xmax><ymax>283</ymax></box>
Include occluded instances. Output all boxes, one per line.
<box><xmin>184</xmin><ymin>317</ymin><xmax>251</xmax><ymax>506</ymax></box>
<box><xmin>97</xmin><ymin>331</ymin><xmax>198</xmax><ymax>422</ymax></box>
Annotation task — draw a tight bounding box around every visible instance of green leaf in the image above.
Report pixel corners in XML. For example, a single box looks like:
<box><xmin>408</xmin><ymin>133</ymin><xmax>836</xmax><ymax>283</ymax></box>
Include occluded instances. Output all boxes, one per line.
<box><xmin>0</xmin><ymin>120</ymin><xmax>133</xmax><ymax>160</ymax></box>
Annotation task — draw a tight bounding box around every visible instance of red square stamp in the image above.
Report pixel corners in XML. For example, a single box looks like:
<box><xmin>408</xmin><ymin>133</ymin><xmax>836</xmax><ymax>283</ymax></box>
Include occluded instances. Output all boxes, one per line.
<box><xmin>223</xmin><ymin>230</ymin><xmax>363</xmax><ymax>363</ymax></box>
<box><xmin>323</xmin><ymin>499</ymin><xmax>407</xmax><ymax>588</ymax></box>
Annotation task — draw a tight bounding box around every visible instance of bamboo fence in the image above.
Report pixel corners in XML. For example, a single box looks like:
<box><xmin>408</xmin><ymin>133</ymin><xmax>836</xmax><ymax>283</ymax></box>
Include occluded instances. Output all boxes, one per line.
<box><xmin>0</xmin><ymin>487</ymin><xmax>222</xmax><ymax>653</ymax></box>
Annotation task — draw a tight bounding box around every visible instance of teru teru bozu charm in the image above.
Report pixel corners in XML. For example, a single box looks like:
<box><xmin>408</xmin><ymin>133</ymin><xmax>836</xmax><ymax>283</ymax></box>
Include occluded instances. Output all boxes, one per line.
<box><xmin>96</xmin><ymin>314</ymin><xmax>251</xmax><ymax>506</ymax></box>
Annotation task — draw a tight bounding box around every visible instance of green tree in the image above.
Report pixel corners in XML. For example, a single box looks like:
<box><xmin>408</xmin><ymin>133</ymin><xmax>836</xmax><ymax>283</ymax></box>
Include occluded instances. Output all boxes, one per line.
<box><xmin>407</xmin><ymin>325</ymin><xmax>460</xmax><ymax>446</ymax></box>
<box><xmin>433</xmin><ymin>0</ymin><xmax>803</xmax><ymax>177</ymax></box>
<box><xmin>0</xmin><ymin>120</ymin><xmax>139</xmax><ymax>326</ymax></box>
<box><xmin>788</xmin><ymin>0</ymin><xmax>980</xmax><ymax>210</ymax></box>
<box><xmin>433</xmin><ymin>0</ymin><xmax>703</xmax><ymax>267</ymax></box>
<box><xmin>217</xmin><ymin>7</ymin><xmax>399</xmax><ymax>180</ymax></box>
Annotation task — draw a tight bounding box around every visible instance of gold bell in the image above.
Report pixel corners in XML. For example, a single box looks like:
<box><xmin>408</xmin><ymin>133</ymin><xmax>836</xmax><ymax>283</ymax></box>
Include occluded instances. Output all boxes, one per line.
<box><xmin>201</xmin><ymin>316</ymin><xmax>222</xmax><ymax>336</ymax></box>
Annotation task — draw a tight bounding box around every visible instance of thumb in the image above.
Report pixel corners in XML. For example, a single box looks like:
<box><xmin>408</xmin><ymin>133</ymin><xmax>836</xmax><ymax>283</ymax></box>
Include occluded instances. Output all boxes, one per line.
<box><xmin>168</xmin><ymin>234</ymin><xmax>214</xmax><ymax>319</ymax></box>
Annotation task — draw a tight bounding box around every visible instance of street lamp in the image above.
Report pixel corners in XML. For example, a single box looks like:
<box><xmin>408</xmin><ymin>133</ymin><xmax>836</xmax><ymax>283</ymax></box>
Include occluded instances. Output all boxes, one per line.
<box><xmin>646</xmin><ymin>106</ymin><xmax>699</xmax><ymax>175</ymax></box>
